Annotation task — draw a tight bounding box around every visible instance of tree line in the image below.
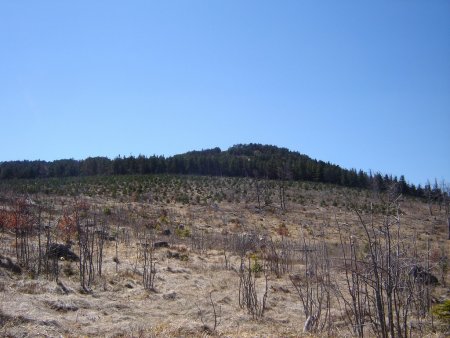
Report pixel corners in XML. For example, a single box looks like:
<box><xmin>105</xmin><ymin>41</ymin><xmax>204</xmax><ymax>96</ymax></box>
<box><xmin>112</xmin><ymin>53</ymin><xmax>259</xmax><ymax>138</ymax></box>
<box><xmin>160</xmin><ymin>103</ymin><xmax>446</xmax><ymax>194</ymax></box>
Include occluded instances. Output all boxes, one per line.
<box><xmin>0</xmin><ymin>143</ymin><xmax>446</xmax><ymax>199</ymax></box>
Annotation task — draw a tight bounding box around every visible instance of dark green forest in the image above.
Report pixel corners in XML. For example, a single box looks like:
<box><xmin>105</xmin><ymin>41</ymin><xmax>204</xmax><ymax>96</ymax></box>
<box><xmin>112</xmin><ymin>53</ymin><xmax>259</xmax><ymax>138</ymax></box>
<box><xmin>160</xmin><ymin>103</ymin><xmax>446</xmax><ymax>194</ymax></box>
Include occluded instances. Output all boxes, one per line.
<box><xmin>0</xmin><ymin>144</ymin><xmax>442</xmax><ymax>198</ymax></box>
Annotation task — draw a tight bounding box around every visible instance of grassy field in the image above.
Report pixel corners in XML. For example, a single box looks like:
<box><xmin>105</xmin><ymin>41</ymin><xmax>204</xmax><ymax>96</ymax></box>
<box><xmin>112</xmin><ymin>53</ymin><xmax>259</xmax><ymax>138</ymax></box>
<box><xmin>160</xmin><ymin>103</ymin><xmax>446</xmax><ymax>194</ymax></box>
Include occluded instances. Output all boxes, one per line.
<box><xmin>0</xmin><ymin>174</ymin><xmax>449</xmax><ymax>337</ymax></box>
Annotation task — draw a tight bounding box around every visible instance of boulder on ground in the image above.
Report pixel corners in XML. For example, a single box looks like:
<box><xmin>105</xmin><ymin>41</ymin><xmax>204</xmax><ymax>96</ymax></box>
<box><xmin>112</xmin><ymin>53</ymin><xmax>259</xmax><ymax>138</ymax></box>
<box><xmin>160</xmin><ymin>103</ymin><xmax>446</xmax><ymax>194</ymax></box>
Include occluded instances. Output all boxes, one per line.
<box><xmin>46</xmin><ymin>244</ymin><xmax>79</xmax><ymax>261</ymax></box>
<box><xmin>0</xmin><ymin>254</ymin><xmax>22</xmax><ymax>274</ymax></box>
<box><xmin>153</xmin><ymin>241</ymin><xmax>169</xmax><ymax>249</ymax></box>
<box><xmin>409</xmin><ymin>265</ymin><xmax>439</xmax><ymax>285</ymax></box>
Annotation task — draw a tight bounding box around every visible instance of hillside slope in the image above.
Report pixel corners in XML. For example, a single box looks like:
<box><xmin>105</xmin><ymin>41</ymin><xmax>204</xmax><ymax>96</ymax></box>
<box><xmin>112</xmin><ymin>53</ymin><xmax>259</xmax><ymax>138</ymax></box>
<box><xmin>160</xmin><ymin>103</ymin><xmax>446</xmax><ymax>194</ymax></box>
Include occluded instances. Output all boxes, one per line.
<box><xmin>0</xmin><ymin>174</ymin><xmax>449</xmax><ymax>336</ymax></box>
<box><xmin>0</xmin><ymin>144</ymin><xmax>437</xmax><ymax>200</ymax></box>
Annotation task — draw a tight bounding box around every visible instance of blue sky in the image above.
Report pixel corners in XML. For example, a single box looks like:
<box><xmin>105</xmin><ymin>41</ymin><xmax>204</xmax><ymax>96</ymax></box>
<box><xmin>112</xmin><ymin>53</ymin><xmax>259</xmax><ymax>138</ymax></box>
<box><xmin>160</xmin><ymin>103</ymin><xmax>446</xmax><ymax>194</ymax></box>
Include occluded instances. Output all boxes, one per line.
<box><xmin>0</xmin><ymin>1</ymin><xmax>449</xmax><ymax>186</ymax></box>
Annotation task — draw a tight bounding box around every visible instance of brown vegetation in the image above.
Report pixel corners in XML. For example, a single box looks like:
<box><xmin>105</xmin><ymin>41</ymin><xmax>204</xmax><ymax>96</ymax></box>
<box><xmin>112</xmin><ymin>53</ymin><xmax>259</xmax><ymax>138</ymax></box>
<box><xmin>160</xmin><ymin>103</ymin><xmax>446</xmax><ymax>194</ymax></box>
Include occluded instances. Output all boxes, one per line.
<box><xmin>0</xmin><ymin>175</ymin><xmax>448</xmax><ymax>337</ymax></box>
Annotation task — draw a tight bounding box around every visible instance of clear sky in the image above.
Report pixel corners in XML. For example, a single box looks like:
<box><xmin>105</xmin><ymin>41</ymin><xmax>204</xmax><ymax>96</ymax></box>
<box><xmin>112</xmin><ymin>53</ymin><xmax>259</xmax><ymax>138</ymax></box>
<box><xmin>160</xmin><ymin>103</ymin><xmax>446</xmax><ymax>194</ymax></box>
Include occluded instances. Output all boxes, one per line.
<box><xmin>0</xmin><ymin>1</ymin><xmax>449</xmax><ymax>186</ymax></box>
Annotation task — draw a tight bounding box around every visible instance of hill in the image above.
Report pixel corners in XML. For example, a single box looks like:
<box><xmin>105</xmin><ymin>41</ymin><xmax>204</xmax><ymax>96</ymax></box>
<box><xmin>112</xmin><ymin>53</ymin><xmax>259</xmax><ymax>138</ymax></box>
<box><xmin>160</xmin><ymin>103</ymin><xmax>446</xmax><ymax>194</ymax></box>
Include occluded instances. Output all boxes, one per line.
<box><xmin>0</xmin><ymin>144</ymin><xmax>440</xmax><ymax>200</ymax></box>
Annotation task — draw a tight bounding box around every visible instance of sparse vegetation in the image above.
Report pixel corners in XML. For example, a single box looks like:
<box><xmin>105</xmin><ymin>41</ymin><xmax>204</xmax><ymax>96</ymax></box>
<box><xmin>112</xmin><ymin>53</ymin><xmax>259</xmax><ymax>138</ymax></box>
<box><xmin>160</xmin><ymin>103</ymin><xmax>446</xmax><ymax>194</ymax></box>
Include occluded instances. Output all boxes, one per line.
<box><xmin>431</xmin><ymin>300</ymin><xmax>450</xmax><ymax>328</ymax></box>
<box><xmin>0</xmin><ymin>171</ymin><xmax>448</xmax><ymax>337</ymax></box>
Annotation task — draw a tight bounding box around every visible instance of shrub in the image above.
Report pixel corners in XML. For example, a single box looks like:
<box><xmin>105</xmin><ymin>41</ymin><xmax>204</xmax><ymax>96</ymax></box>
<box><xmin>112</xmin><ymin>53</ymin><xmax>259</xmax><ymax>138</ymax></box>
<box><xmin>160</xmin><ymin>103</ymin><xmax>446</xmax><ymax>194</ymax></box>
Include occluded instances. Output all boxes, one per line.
<box><xmin>432</xmin><ymin>300</ymin><xmax>450</xmax><ymax>323</ymax></box>
<box><xmin>175</xmin><ymin>227</ymin><xmax>191</xmax><ymax>238</ymax></box>
<box><xmin>276</xmin><ymin>223</ymin><xmax>290</xmax><ymax>237</ymax></box>
<box><xmin>250</xmin><ymin>254</ymin><xmax>263</xmax><ymax>274</ymax></box>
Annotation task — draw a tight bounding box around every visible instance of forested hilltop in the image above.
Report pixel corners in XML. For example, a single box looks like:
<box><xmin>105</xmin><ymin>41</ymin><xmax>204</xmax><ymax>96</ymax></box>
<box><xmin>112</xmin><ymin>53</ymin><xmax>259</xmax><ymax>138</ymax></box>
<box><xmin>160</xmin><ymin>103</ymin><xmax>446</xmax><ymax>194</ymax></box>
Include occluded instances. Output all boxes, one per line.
<box><xmin>0</xmin><ymin>144</ymin><xmax>440</xmax><ymax>198</ymax></box>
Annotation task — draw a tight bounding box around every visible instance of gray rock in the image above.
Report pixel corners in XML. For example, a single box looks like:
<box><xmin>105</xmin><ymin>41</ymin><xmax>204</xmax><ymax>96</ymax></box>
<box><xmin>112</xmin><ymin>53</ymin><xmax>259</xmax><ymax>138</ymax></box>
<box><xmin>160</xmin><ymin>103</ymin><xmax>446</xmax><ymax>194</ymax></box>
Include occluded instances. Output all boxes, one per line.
<box><xmin>163</xmin><ymin>291</ymin><xmax>177</xmax><ymax>300</ymax></box>
<box><xmin>46</xmin><ymin>243</ymin><xmax>79</xmax><ymax>261</ymax></box>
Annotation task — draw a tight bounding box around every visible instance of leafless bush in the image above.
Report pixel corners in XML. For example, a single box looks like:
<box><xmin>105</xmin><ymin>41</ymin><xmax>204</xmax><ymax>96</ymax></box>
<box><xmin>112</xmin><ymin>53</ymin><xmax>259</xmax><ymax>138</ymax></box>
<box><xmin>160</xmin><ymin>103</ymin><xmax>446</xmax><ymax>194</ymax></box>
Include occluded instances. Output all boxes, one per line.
<box><xmin>229</xmin><ymin>232</ymin><xmax>261</xmax><ymax>258</ymax></box>
<box><xmin>290</xmin><ymin>238</ymin><xmax>332</xmax><ymax>333</ymax></box>
<box><xmin>7</xmin><ymin>197</ymin><xmax>35</xmax><ymax>269</ymax></box>
<box><xmin>238</xmin><ymin>256</ymin><xmax>268</xmax><ymax>319</ymax></box>
<box><xmin>58</xmin><ymin>199</ymin><xmax>109</xmax><ymax>292</ymax></box>
<box><xmin>94</xmin><ymin>219</ymin><xmax>107</xmax><ymax>277</ymax></box>
<box><xmin>337</xmin><ymin>226</ymin><xmax>368</xmax><ymax>337</ymax></box>
<box><xmin>336</xmin><ymin>192</ymin><xmax>438</xmax><ymax>338</ymax></box>
<box><xmin>78</xmin><ymin>217</ymin><xmax>96</xmax><ymax>292</ymax></box>
<box><xmin>266</xmin><ymin>236</ymin><xmax>295</xmax><ymax>277</ymax></box>
<box><xmin>140</xmin><ymin>231</ymin><xmax>156</xmax><ymax>291</ymax></box>
<box><xmin>222</xmin><ymin>232</ymin><xmax>230</xmax><ymax>270</ymax></box>
<box><xmin>195</xmin><ymin>290</ymin><xmax>222</xmax><ymax>332</ymax></box>
<box><xmin>190</xmin><ymin>228</ymin><xmax>207</xmax><ymax>254</ymax></box>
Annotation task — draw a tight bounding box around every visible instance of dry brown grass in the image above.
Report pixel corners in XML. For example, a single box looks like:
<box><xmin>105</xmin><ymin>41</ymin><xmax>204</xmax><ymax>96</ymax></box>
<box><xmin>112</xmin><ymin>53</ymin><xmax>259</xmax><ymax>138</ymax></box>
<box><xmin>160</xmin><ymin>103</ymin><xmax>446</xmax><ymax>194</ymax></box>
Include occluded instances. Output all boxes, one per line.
<box><xmin>0</xmin><ymin>181</ymin><xmax>449</xmax><ymax>337</ymax></box>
